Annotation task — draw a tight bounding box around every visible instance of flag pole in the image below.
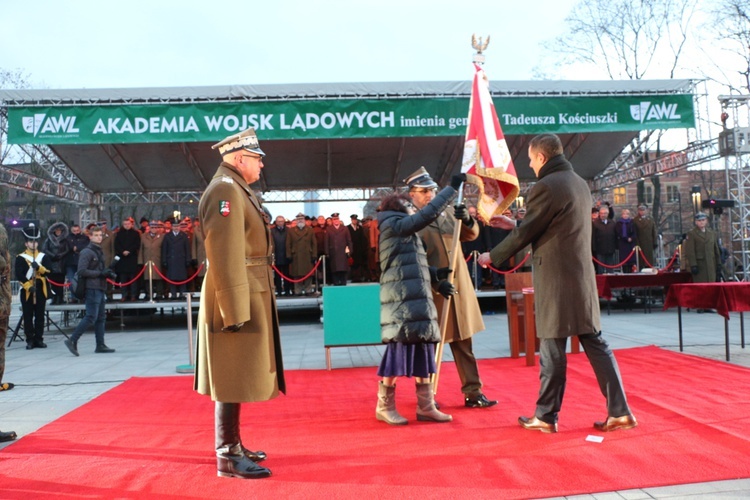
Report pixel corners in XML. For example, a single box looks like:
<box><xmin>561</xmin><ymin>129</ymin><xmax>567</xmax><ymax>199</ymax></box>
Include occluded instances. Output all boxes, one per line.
<box><xmin>432</xmin><ymin>185</ymin><xmax>463</xmax><ymax>395</ymax></box>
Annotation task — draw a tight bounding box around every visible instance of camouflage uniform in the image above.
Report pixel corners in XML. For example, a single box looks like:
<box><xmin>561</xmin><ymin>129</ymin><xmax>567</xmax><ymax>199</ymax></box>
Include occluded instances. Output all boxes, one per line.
<box><xmin>0</xmin><ymin>223</ymin><xmax>12</xmax><ymax>383</ymax></box>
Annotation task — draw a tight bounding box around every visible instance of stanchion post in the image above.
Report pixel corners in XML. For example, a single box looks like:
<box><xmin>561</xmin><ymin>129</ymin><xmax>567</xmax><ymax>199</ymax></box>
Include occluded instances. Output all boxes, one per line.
<box><xmin>176</xmin><ymin>292</ymin><xmax>196</xmax><ymax>373</ymax></box>
<box><xmin>148</xmin><ymin>261</ymin><xmax>154</xmax><ymax>303</ymax></box>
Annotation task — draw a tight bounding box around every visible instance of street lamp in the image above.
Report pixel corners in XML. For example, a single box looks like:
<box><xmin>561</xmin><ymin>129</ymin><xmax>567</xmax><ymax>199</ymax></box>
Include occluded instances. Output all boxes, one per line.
<box><xmin>690</xmin><ymin>186</ymin><xmax>701</xmax><ymax>214</ymax></box>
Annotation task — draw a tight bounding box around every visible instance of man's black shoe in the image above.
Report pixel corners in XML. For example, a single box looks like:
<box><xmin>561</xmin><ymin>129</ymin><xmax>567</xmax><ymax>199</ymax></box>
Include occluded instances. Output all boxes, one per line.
<box><xmin>64</xmin><ymin>339</ymin><xmax>79</xmax><ymax>357</ymax></box>
<box><xmin>25</xmin><ymin>344</ymin><xmax>34</xmax><ymax>350</ymax></box>
<box><xmin>33</xmin><ymin>341</ymin><xmax>47</xmax><ymax>348</ymax></box>
<box><xmin>95</xmin><ymin>344</ymin><xmax>115</xmax><ymax>353</ymax></box>
<box><xmin>465</xmin><ymin>394</ymin><xmax>499</xmax><ymax>408</ymax></box>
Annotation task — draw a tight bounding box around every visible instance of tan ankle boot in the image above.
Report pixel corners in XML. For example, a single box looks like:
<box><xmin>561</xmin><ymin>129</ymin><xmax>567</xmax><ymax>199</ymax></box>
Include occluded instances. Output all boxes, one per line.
<box><xmin>376</xmin><ymin>382</ymin><xmax>408</xmax><ymax>425</ymax></box>
<box><xmin>416</xmin><ymin>382</ymin><xmax>452</xmax><ymax>422</ymax></box>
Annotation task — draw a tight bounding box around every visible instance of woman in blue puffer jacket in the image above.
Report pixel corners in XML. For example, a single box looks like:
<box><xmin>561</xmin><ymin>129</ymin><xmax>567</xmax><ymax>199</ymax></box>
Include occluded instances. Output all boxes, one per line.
<box><xmin>375</xmin><ymin>173</ymin><xmax>464</xmax><ymax>425</ymax></box>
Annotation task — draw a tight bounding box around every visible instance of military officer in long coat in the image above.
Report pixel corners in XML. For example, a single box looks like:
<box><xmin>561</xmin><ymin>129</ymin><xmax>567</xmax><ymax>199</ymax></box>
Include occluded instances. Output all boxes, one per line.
<box><xmin>683</xmin><ymin>212</ymin><xmax>721</xmax><ymax>283</ymax></box>
<box><xmin>0</xmin><ymin>221</ymin><xmax>17</xmax><ymax>442</ymax></box>
<box><xmin>633</xmin><ymin>204</ymin><xmax>657</xmax><ymax>269</ymax></box>
<box><xmin>325</xmin><ymin>213</ymin><xmax>352</xmax><ymax>286</ymax></box>
<box><xmin>195</xmin><ymin>127</ymin><xmax>285</xmax><ymax>480</ymax></box>
<box><xmin>479</xmin><ymin>134</ymin><xmax>636</xmax><ymax>434</ymax></box>
<box><xmin>286</xmin><ymin>213</ymin><xmax>317</xmax><ymax>295</ymax></box>
<box><xmin>406</xmin><ymin>167</ymin><xmax>498</xmax><ymax>409</ymax></box>
<box><xmin>139</xmin><ymin>221</ymin><xmax>164</xmax><ymax>300</ymax></box>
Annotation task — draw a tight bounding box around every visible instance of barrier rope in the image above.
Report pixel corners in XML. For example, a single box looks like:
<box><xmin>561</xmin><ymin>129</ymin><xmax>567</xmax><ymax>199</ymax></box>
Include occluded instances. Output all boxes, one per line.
<box><xmin>591</xmin><ymin>247</ymin><xmax>637</xmax><ymax>269</ymax></box>
<box><xmin>153</xmin><ymin>263</ymin><xmax>205</xmax><ymax>286</ymax></box>
<box><xmin>108</xmin><ymin>265</ymin><xmax>147</xmax><ymax>287</ymax></box>
<box><xmin>272</xmin><ymin>258</ymin><xmax>322</xmax><ymax>284</ymax></box>
<box><xmin>638</xmin><ymin>247</ymin><xmax>680</xmax><ymax>272</ymax></box>
<box><xmin>47</xmin><ymin>277</ymin><xmax>69</xmax><ymax>288</ymax></box>
<box><xmin>484</xmin><ymin>251</ymin><xmax>531</xmax><ymax>275</ymax></box>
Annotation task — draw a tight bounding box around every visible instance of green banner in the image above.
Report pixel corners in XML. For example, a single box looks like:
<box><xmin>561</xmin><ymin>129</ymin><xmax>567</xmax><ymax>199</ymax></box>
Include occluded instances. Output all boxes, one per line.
<box><xmin>5</xmin><ymin>94</ymin><xmax>695</xmax><ymax>145</ymax></box>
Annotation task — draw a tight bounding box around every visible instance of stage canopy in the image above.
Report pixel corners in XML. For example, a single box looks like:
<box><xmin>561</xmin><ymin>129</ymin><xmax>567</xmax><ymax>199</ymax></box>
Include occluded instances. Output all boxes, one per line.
<box><xmin>0</xmin><ymin>79</ymin><xmax>695</xmax><ymax>198</ymax></box>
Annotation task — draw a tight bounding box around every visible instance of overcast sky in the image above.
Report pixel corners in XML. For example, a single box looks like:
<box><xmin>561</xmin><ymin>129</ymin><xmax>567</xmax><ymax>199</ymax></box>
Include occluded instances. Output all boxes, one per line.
<box><xmin>0</xmin><ymin>0</ymin><xmax>581</xmax><ymax>89</ymax></box>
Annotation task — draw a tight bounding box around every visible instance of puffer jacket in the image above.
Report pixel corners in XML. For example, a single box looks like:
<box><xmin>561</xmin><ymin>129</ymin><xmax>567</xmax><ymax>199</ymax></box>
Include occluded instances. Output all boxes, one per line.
<box><xmin>378</xmin><ymin>186</ymin><xmax>457</xmax><ymax>344</ymax></box>
<box><xmin>41</xmin><ymin>222</ymin><xmax>70</xmax><ymax>274</ymax></box>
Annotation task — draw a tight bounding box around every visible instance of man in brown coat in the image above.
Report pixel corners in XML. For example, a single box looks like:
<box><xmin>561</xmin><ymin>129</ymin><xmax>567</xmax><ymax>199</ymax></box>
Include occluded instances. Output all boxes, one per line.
<box><xmin>406</xmin><ymin>167</ymin><xmax>498</xmax><ymax>409</ymax></box>
<box><xmin>683</xmin><ymin>212</ymin><xmax>721</xmax><ymax>284</ymax></box>
<box><xmin>195</xmin><ymin>127</ymin><xmax>285</xmax><ymax>479</ymax></box>
<box><xmin>286</xmin><ymin>212</ymin><xmax>316</xmax><ymax>295</ymax></box>
<box><xmin>139</xmin><ymin>221</ymin><xmax>164</xmax><ymax>300</ymax></box>
<box><xmin>633</xmin><ymin>204</ymin><xmax>657</xmax><ymax>269</ymax></box>
<box><xmin>479</xmin><ymin>133</ymin><xmax>636</xmax><ymax>434</ymax></box>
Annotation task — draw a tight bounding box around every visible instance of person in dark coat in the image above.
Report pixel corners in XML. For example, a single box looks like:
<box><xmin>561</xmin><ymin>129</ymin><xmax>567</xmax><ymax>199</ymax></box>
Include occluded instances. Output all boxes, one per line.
<box><xmin>325</xmin><ymin>213</ymin><xmax>353</xmax><ymax>286</ymax></box>
<box><xmin>615</xmin><ymin>209</ymin><xmax>636</xmax><ymax>273</ymax></box>
<box><xmin>271</xmin><ymin>216</ymin><xmax>293</xmax><ymax>296</ymax></box>
<box><xmin>64</xmin><ymin>224</ymin><xmax>89</xmax><ymax>286</ymax></box>
<box><xmin>479</xmin><ymin>133</ymin><xmax>636</xmax><ymax>434</ymax></box>
<box><xmin>592</xmin><ymin>206</ymin><xmax>617</xmax><ymax>273</ymax></box>
<box><xmin>114</xmin><ymin>217</ymin><xmax>141</xmax><ymax>301</ymax></box>
<box><xmin>375</xmin><ymin>174</ymin><xmax>464</xmax><ymax>425</ymax></box>
<box><xmin>633</xmin><ymin>204</ymin><xmax>657</xmax><ymax>269</ymax></box>
<box><xmin>347</xmin><ymin>214</ymin><xmax>369</xmax><ymax>282</ymax></box>
<box><xmin>162</xmin><ymin>219</ymin><xmax>191</xmax><ymax>299</ymax></box>
<box><xmin>42</xmin><ymin>222</ymin><xmax>70</xmax><ymax>304</ymax></box>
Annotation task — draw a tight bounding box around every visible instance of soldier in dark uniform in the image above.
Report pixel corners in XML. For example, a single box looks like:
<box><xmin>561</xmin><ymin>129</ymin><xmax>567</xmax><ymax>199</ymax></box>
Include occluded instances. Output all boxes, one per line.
<box><xmin>195</xmin><ymin>127</ymin><xmax>285</xmax><ymax>480</ymax></box>
<box><xmin>0</xmin><ymin>221</ymin><xmax>17</xmax><ymax>441</ymax></box>
<box><xmin>15</xmin><ymin>223</ymin><xmax>53</xmax><ymax>350</ymax></box>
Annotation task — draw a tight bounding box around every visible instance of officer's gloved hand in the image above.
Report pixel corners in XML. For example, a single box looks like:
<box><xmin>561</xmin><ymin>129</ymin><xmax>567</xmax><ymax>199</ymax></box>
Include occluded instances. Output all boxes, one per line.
<box><xmin>190</xmin><ymin>259</ymin><xmax>199</xmax><ymax>268</ymax></box>
<box><xmin>691</xmin><ymin>266</ymin><xmax>699</xmax><ymax>275</ymax></box>
<box><xmin>31</xmin><ymin>261</ymin><xmax>40</xmax><ymax>270</ymax></box>
<box><xmin>437</xmin><ymin>280</ymin><xmax>455</xmax><ymax>299</ymax></box>
<box><xmin>436</xmin><ymin>267</ymin><xmax>452</xmax><ymax>280</ymax></box>
<box><xmin>102</xmin><ymin>269</ymin><xmax>117</xmax><ymax>280</ymax></box>
<box><xmin>450</xmin><ymin>173</ymin><xmax>466</xmax><ymax>190</ymax></box>
<box><xmin>716</xmin><ymin>266</ymin><xmax>723</xmax><ymax>281</ymax></box>
<box><xmin>453</xmin><ymin>204</ymin><xmax>474</xmax><ymax>227</ymax></box>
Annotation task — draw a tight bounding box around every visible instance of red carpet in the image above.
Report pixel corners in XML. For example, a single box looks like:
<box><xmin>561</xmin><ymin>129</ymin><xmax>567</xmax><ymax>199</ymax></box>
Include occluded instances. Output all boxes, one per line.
<box><xmin>1</xmin><ymin>346</ymin><xmax>749</xmax><ymax>499</ymax></box>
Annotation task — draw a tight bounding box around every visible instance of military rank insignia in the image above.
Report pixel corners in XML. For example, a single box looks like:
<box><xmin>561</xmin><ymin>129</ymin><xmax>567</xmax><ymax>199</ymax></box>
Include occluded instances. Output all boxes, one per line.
<box><xmin>219</xmin><ymin>201</ymin><xmax>231</xmax><ymax>217</ymax></box>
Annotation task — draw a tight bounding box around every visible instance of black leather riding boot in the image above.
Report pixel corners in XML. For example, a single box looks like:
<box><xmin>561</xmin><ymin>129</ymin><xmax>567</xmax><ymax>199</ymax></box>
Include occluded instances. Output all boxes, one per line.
<box><xmin>215</xmin><ymin>402</ymin><xmax>271</xmax><ymax>479</ymax></box>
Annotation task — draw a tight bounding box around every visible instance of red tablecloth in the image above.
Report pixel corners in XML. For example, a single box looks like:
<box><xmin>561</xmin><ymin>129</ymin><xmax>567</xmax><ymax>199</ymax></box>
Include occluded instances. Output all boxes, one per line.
<box><xmin>664</xmin><ymin>282</ymin><xmax>750</xmax><ymax>319</ymax></box>
<box><xmin>596</xmin><ymin>272</ymin><xmax>693</xmax><ymax>300</ymax></box>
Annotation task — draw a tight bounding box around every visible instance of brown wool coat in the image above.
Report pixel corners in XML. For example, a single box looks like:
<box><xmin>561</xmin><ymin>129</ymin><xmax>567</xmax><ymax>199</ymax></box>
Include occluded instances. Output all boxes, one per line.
<box><xmin>417</xmin><ymin>210</ymin><xmax>485</xmax><ymax>343</ymax></box>
<box><xmin>139</xmin><ymin>232</ymin><xmax>164</xmax><ymax>281</ymax></box>
<box><xmin>194</xmin><ymin>163</ymin><xmax>285</xmax><ymax>403</ymax></box>
<box><xmin>286</xmin><ymin>225</ymin><xmax>316</xmax><ymax>277</ymax></box>
<box><xmin>682</xmin><ymin>226</ymin><xmax>721</xmax><ymax>283</ymax></box>
<box><xmin>489</xmin><ymin>156</ymin><xmax>600</xmax><ymax>339</ymax></box>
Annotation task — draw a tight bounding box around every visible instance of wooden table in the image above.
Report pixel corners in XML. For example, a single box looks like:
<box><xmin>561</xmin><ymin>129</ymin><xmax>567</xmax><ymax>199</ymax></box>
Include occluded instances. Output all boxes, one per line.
<box><xmin>664</xmin><ymin>282</ymin><xmax>750</xmax><ymax>361</ymax></box>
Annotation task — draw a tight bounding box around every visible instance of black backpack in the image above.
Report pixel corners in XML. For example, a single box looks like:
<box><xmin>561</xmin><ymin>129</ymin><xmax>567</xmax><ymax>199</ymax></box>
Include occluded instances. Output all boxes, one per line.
<box><xmin>70</xmin><ymin>270</ymin><xmax>86</xmax><ymax>300</ymax></box>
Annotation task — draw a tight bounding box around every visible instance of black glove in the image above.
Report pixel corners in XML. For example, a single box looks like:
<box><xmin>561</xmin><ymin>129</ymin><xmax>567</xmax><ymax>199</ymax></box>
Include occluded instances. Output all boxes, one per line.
<box><xmin>453</xmin><ymin>204</ymin><xmax>473</xmax><ymax>227</ymax></box>
<box><xmin>190</xmin><ymin>259</ymin><xmax>199</xmax><ymax>268</ymax></box>
<box><xmin>222</xmin><ymin>322</ymin><xmax>244</xmax><ymax>333</ymax></box>
<box><xmin>716</xmin><ymin>267</ymin><xmax>723</xmax><ymax>280</ymax></box>
<box><xmin>436</xmin><ymin>267</ymin><xmax>452</xmax><ymax>280</ymax></box>
<box><xmin>450</xmin><ymin>173</ymin><xmax>466</xmax><ymax>190</ymax></box>
<box><xmin>691</xmin><ymin>266</ymin><xmax>699</xmax><ymax>275</ymax></box>
<box><xmin>31</xmin><ymin>261</ymin><xmax>40</xmax><ymax>270</ymax></box>
<box><xmin>437</xmin><ymin>279</ymin><xmax>455</xmax><ymax>299</ymax></box>
<box><xmin>102</xmin><ymin>269</ymin><xmax>117</xmax><ymax>280</ymax></box>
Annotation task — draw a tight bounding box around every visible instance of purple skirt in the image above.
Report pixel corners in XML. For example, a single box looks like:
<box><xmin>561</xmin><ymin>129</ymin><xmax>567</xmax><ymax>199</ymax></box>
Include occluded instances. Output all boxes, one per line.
<box><xmin>377</xmin><ymin>342</ymin><xmax>437</xmax><ymax>378</ymax></box>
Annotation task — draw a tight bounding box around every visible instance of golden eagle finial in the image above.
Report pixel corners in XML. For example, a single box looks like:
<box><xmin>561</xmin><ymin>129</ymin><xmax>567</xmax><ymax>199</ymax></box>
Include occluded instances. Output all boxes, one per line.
<box><xmin>471</xmin><ymin>34</ymin><xmax>490</xmax><ymax>64</ymax></box>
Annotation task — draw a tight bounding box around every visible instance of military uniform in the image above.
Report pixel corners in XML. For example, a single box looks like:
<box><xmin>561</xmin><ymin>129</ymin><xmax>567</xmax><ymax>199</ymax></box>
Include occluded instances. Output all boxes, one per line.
<box><xmin>139</xmin><ymin>229</ymin><xmax>164</xmax><ymax>299</ymax></box>
<box><xmin>286</xmin><ymin>216</ymin><xmax>317</xmax><ymax>294</ymax></box>
<box><xmin>683</xmin><ymin>224</ymin><xmax>721</xmax><ymax>283</ymax></box>
<box><xmin>633</xmin><ymin>210</ymin><xmax>657</xmax><ymax>269</ymax></box>
<box><xmin>0</xmin><ymin>223</ymin><xmax>13</xmax><ymax>383</ymax></box>
<box><xmin>15</xmin><ymin>226</ymin><xmax>53</xmax><ymax>349</ymax></box>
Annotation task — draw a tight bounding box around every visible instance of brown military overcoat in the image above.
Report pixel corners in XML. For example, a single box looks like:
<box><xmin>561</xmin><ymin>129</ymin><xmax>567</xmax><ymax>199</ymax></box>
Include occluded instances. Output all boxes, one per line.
<box><xmin>286</xmin><ymin>225</ymin><xmax>316</xmax><ymax>277</ymax></box>
<box><xmin>139</xmin><ymin>232</ymin><xmax>163</xmax><ymax>282</ymax></box>
<box><xmin>194</xmin><ymin>163</ymin><xmax>285</xmax><ymax>403</ymax></box>
<box><xmin>417</xmin><ymin>210</ymin><xmax>485</xmax><ymax>343</ymax></box>
<box><xmin>683</xmin><ymin>226</ymin><xmax>721</xmax><ymax>283</ymax></box>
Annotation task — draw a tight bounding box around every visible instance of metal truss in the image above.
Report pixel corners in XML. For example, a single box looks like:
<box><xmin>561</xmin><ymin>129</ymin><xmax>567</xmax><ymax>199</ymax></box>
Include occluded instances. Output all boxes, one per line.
<box><xmin>0</xmin><ymin>163</ymin><xmax>95</xmax><ymax>204</ymax></box>
<box><xmin>719</xmin><ymin>95</ymin><xmax>750</xmax><ymax>281</ymax></box>
<box><xmin>260</xmin><ymin>188</ymin><xmax>387</xmax><ymax>203</ymax></box>
<box><xmin>588</xmin><ymin>138</ymin><xmax>721</xmax><ymax>193</ymax></box>
<box><xmin>100</xmin><ymin>191</ymin><xmax>202</xmax><ymax>206</ymax></box>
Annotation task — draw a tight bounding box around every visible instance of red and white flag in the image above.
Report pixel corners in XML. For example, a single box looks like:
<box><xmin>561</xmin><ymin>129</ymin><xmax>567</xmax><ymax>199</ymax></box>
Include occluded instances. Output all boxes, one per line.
<box><xmin>461</xmin><ymin>63</ymin><xmax>519</xmax><ymax>222</ymax></box>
